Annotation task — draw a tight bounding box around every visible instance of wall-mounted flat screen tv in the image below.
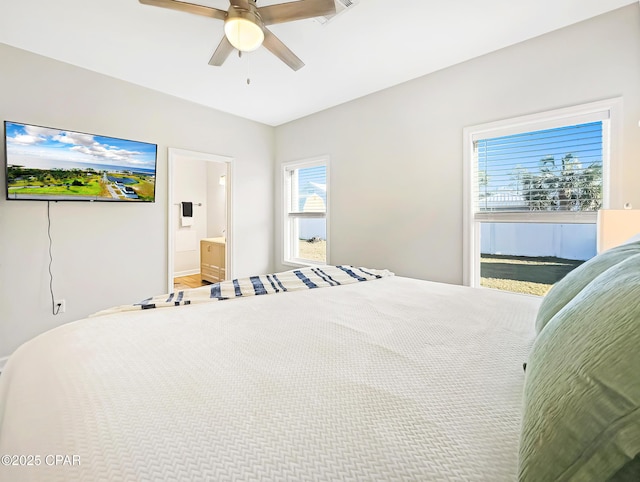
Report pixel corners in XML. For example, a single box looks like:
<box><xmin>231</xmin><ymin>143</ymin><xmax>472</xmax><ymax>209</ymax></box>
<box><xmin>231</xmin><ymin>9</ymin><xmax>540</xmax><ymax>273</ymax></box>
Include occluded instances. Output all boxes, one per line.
<box><xmin>4</xmin><ymin>121</ymin><xmax>157</xmax><ymax>202</ymax></box>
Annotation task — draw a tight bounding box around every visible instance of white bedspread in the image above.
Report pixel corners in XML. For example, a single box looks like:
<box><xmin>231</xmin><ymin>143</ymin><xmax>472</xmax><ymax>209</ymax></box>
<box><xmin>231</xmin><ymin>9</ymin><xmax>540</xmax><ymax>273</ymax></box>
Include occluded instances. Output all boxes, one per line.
<box><xmin>0</xmin><ymin>276</ymin><xmax>539</xmax><ymax>481</ymax></box>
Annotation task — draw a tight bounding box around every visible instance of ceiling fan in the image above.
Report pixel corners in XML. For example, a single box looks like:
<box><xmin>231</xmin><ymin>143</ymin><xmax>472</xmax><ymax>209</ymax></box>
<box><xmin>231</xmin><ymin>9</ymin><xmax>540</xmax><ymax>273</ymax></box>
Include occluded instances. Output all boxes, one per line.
<box><xmin>139</xmin><ymin>0</ymin><xmax>336</xmax><ymax>71</ymax></box>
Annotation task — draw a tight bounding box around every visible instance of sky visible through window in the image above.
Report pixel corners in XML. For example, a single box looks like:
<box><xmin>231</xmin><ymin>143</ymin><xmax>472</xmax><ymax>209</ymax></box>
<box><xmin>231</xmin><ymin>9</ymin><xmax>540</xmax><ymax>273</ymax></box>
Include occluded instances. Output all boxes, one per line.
<box><xmin>296</xmin><ymin>165</ymin><xmax>327</xmax><ymax>211</ymax></box>
<box><xmin>476</xmin><ymin>121</ymin><xmax>603</xmax><ymax>211</ymax></box>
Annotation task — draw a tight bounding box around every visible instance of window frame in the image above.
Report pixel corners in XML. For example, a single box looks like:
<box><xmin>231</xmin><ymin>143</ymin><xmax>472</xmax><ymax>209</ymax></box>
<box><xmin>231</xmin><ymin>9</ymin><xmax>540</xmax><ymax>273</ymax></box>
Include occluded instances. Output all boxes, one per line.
<box><xmin>462</xmin><ymin>98</ymin><xmax>622</xmax><ymax>288</ymax></box>
<box><xmin>281</xmin><ymin>156</ymin><xmax>330</xmax><ymax>267</ymax></box>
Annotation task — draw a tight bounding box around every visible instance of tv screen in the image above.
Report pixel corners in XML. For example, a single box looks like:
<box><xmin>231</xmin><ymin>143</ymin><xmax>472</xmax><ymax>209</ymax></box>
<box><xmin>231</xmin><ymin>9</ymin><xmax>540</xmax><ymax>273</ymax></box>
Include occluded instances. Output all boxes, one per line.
<box><xmin>4</xmin><ymin>121</ymin><xmax>157</xmax><ymax>202</ymax></box>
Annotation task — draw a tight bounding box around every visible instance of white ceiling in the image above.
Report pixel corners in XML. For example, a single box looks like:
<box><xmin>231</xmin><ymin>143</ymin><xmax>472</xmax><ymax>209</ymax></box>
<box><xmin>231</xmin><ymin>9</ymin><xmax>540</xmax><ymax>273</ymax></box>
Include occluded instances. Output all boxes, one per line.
<box><xmin>0</xmin><ymin>0</ymin><xmax>635</xmax><ymax>126</ymax></box>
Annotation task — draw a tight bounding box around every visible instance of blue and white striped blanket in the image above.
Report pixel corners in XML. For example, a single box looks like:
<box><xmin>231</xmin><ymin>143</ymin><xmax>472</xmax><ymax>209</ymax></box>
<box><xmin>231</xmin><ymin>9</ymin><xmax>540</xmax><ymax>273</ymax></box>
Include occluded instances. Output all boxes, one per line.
<box><xmin>93</xmin><ymin>265</ymin><xmax>393</xmax><ymax>316</ymax></box>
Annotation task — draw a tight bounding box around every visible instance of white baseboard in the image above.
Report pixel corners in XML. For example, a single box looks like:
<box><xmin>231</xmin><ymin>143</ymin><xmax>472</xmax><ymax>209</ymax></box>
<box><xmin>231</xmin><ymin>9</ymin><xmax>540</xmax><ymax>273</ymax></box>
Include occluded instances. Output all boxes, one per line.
<box><xmin>0</xmin><ymin>356</ymin><xmax>9</xmax><ymax>374</ymax></box>
<box><xmin>174</xmin><ymin>269</ymin><xmax>200</xmax><ymax>278</ymax></box>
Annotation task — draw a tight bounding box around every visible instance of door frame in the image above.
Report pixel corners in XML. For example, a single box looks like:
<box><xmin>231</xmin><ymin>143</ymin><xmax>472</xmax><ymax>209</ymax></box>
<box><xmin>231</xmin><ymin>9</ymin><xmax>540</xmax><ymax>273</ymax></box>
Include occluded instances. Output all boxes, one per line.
<box><xmin>167</xmin><ymin>147</ymin><xmax>234</xmax><ymax>293</ymax></box>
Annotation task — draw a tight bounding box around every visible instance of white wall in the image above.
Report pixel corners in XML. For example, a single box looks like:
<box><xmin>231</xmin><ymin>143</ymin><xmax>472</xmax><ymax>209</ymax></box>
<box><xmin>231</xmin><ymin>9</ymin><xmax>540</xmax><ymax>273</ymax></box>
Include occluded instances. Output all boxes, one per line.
<box><xmin>274</xmin><ymin>4</ymin><xmax>640</xmax><ymax>283</ymax></box>
<box><xmin>173</xmin><ymin>158</ymin><xmax>208</xmax><ymax>275</ymax></box>
<box><xmin>207</xmin><ymin>162</ymin><xmax>227</xmax><ymax>239</ymax></box>
<box><xmin>0</xmin><ymin>43</ymin><xmax>275</xmax><ymax>358</ymax></box>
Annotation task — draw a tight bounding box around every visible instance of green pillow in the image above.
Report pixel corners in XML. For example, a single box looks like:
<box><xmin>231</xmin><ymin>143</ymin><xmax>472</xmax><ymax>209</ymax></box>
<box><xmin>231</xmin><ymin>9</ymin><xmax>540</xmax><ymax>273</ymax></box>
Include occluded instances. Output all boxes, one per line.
<box><xmin>519</xmin><ymin>253</ymin><xmax>640</xmax><ymax>481</ymax></box>
<box><xmin>535</xmin><ymin>240</ymin><xmax>640</xmax><ymax>334</ymax></box>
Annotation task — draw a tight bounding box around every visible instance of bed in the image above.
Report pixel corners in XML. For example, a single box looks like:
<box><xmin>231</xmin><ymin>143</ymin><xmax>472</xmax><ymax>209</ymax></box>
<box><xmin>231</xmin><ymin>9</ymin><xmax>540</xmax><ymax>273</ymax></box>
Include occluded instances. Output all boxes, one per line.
<box><xmin>0</xmin><ymin>259</ymin><xmax>638</xmax><ymax>481</ymax></box>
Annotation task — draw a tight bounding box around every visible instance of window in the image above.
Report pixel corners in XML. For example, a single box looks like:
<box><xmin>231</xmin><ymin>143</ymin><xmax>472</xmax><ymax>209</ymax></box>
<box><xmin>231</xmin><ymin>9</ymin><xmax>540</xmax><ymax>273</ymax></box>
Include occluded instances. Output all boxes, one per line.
<box><xmin>463</xmin><ymin>99</ymin><xmax>621</xmax><ymax>294</ymax></box>
<box><xmin>282</xmin><ymin>157</ymin><xmax>329</xmax><ymax>266</ymax></box>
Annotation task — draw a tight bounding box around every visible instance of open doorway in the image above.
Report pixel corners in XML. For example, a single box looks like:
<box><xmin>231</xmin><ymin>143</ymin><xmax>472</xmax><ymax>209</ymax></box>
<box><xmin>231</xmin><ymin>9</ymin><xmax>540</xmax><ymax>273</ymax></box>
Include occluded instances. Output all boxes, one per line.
<box><xmin>167</xmin><ymin>148</ymin><xmax>233</xmax><ymax>293</ymax></box>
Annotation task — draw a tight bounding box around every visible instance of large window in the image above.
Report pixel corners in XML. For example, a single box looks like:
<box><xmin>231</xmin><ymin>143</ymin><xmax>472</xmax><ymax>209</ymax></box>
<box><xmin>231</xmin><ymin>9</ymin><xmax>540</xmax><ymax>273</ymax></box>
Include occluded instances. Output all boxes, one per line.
<box><xmin>463</xmin><ymin>99</ymin><xmax>620</xmax><ymax>294</ymax></box>
<box><xmin>282</xmin><ymin>157</ymin><xmax>329</xmax><ymax>266</ymax></box>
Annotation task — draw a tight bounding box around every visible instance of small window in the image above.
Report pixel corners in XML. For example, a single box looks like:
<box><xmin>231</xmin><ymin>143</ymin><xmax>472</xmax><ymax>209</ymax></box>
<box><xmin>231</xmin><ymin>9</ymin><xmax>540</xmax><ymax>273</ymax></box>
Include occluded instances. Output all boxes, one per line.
<box><xmin>282</xmin><ymin>157</ymin><xmax>329</xmax><ymax>266</ymax></box>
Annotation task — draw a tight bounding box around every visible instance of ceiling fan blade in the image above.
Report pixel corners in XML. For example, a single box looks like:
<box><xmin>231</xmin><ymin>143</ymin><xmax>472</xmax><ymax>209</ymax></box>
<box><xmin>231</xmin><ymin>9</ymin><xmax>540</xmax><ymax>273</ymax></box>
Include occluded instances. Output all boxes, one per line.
<box><xmin>139</xmin><ymin>0</ymin><xmax>227</xmax><ymax>21</ymax></box>
<box><xmin>209</xmin><ymin>36</ymin><xmax>235</xmax><ymax>66</ymax></box>
<box><xmin>258</xmin><ymin>0</ymin><xmax>336</xmax><ymax>26</ymax></box>
<box><xmin>262</xmin><ymin>28</ymin><xmax>304</xmax><ymax>71</ymax></box>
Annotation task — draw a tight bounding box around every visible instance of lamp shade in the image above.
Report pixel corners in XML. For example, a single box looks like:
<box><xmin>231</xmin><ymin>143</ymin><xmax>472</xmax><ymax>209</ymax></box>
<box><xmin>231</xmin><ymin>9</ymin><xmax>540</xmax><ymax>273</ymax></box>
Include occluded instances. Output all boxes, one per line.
<box><xmin>597</xmin><ymin>209</ymin><xmax>640</xmax><ymax>252</ymax></box>
<box><xmin>224</xmin><ymin>17</ymin><xmax>264</xmax><ymax>52</ymax></box>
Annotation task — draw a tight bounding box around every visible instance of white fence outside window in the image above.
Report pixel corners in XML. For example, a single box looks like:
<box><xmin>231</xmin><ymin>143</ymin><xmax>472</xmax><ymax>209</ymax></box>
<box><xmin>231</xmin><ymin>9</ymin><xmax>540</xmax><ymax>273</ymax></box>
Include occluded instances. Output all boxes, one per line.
<box><xmin>480</xmin><ymin>223</ymin><xmax>596</xmax><ymax>261</ymax></box>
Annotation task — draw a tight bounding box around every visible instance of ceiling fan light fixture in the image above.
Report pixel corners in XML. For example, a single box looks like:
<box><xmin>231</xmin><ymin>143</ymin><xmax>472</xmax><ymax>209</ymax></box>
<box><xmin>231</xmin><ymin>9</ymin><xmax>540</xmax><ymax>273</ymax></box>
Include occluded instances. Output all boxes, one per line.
<box><xmin>224</xmin><ymin>16</ymin><xmax>264</xmax><ymax>52</ymax></box>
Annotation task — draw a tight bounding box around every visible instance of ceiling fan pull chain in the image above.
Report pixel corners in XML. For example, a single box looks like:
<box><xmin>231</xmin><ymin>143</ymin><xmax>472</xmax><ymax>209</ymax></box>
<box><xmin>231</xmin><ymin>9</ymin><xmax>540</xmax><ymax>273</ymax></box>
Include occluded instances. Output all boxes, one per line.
<box><xmin>246</xmin><ymin>51</ymin><xmax>251</xmax><ymax>85</ymax></box>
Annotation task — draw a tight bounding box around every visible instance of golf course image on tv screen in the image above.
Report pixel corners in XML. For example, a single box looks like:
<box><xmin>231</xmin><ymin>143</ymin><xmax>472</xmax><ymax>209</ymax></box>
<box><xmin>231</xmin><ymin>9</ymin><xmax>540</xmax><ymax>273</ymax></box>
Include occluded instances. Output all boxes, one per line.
<box><xmin>4</xmin><ymin>121</ymin><xmax>157</xmax><ymax>202</ymax></box>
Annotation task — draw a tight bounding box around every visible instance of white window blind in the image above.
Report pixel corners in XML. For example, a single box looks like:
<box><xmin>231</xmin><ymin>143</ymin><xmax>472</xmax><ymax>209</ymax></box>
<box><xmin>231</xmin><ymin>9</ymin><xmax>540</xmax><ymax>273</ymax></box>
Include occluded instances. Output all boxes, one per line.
<box><xmin>473</xmin><ymin>121</ymin><xmax>604</xmax><ymax>222</ymax></box>
<box><xmin>287</xmin><ymin>164</ymin><xmax>327</xmax><ymax>216</ymax></box>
